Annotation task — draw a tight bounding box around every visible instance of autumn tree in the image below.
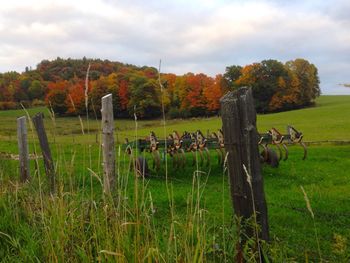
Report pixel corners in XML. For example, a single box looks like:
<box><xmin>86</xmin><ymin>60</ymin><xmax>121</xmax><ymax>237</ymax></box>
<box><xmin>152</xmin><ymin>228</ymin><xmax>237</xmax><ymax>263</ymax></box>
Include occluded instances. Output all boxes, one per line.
<box><xmin>0</xmin><ymin>57</ymin><xmax>321</xmax><ymax>117</ymax></box>
<box><xmin>0</xmin><ymin>72</ymin><xmax>20</xmax><ymax>102</ymax></box>
<box><xmin>203</xmin><ymin>74</ymin><xmax>223</xmax><ymax>112</ymax></box>
<box><xmin>162</xmin><ymin>74</ymin><xmax>177</xmax><ymax>105</ymax></box>
<box><xmin>46</xmin><ymin>81</ymin><xmax>70</xmax><ymax>115</ymax></box>
<box><xmin>89</xmin><ymin>73</ymin><xmax>120</xmax><ymax>117</ymax></box>
<box><xmin>66</xmin><ymin>80</ymin><xmax>86</xmax><ymax>115</ymax></box>
<box><xmin>285</xmin><ymin>58</ymin><xmax>320</xmax><ymax>106</ymax></box>
<box><xmin>236</xmin><ymin>60</ymin><xmax>289</xmax><ymax>112</ymax></box>
<box><xmin>179</xmin><ymin>73</ymin><xmax>210</xmax><ymax>116</ymax></box>
<box><xmin>116</xmin><ymin>74</ymin><xmax>130</xmax><ymax>117</ymax></box>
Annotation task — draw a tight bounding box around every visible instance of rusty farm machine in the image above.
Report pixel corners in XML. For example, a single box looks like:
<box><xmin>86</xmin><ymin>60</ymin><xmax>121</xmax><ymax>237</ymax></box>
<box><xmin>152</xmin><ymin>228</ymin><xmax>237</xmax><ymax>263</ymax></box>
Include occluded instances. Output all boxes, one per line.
<box><xmin>124</xmin><ymin>125</ymin><xmax>307</xmax><ymax>177</ymax></box>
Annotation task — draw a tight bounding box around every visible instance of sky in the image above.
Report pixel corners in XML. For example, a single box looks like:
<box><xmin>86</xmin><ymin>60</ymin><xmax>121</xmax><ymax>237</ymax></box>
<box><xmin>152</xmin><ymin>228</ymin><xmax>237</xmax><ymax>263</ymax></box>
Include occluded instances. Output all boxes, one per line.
<box><xmin>1</xmin><ymin>0</ymin><xmax>350</xmax><ymax>95</ymax></box>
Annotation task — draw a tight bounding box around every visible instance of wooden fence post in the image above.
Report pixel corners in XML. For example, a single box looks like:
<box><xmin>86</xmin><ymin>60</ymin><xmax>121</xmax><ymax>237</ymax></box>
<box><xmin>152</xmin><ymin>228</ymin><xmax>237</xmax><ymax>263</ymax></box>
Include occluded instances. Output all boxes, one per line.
<box><xmin>32</xmin><ymin>112</ymin><xmax>55</xmax><ymax>194</ymax></box>
<box><xmin>101</xmin><ymin>94</ymin><xmax>115</xmax><ymax>194</ymax></box>
<box><xmin>220</xmin><ymin>87</ymin><xmax>269</xmax><ymax>259</ymax></box>
<box><xmin>17</xmin><ymin>116</ymin><xmax>30</xmax><ymax>182</ymax></box>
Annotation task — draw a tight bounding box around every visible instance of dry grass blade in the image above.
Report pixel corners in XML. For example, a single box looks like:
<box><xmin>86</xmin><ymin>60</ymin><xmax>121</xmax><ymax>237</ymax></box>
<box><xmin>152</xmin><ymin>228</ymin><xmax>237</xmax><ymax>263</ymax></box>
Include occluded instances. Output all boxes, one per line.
<box><xmin>85</xmin><ymin>63</ymin><xmax>91</xmax><ymax>112</ymax></box>
<box><xmin>300</xmin><ymin>185</ymin><xmax>322</xmax><ymax>262</ymax></box>
<box><xmin>243</xmin><ymin>164</ymin><xmax>252</xmax><ymax>187</ymax></box>
<box><xmin>87</xmin><ymin>168</ymin><xmax>103</xmax><ymax>188</ymax></box>
<box><xmin>99</xmin><ymin>250</ymin><xmax>125</xmax><ymax>257</ymax></box>
<box><xmin>68</xmin><ymin>94</ymin><xmax>85</xmax><ymax>135</ymax></box>
<box><xmin>300</xmin><ymin>186</ymin><xmax>314</xmax><ymax>219</ymax></box>
<box><xmin>85</xmin><ymin>63</ymin><xmax>91</xmax><ymax>134</ymax></box>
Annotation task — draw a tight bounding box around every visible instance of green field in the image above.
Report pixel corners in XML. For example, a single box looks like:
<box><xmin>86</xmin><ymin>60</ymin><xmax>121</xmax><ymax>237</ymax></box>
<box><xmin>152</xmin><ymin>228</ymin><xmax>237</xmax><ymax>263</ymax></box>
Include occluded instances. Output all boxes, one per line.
<box><xmin>1</xmin><ymin>95</ymin><xmax>349</xmax><ymax>143</ymax></box>
<box><xmin>0</xmin><ymin>95</ymin><xmax>349</xmax><ymax>262</ymax></box>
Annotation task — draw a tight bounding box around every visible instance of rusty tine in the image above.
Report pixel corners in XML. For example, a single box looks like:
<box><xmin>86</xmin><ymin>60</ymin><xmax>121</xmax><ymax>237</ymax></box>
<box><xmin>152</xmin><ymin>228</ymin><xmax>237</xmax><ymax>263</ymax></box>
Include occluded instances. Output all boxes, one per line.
<box><xmin>287</xmin><ymin>125</ymin><xmax>307</xmax><ymax>160</ymax></box>
<box><xmin>275</xmin><ymin>144</ymin><xmax>283</xmax><ymax>161</ymax></box>
<box><xmin>191</xmin><ymin>151</ymin><xmax>196</xmax><ymax>166</ymax></box>
<box><xmin>300</xmin><ymin>142</ymin><xmax>307</xmax><ymax>160</ymax></box>
<box><xmin>204</xmin><ymin>147</ymin><xmax>211</xmax><ymax>167</ymax></box>
<box><xmin>260</xmin><ymin>144</ymin><xmax>269</xmax><ymax>162</ymax></box>
<box><xmin>180</xmin><ymin>149</ymin><xmax>186</xmax><ymax>168</ymax></box>
<box><xmin>282</xmin><ymin>144</ymin><xmax>289</xmax><ymax>161</ymax></box>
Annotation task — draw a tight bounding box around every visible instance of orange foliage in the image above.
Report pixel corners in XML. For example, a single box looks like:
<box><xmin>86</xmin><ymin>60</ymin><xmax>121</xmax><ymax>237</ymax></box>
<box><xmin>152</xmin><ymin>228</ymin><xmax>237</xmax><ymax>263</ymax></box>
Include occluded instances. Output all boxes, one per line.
<box><xmin>1</xmin><ymin>57</ymin><xmax>320</xmax><ymax>117</ymax></box>
<box><xmin>235</xmin><ymin>63</ymin><xmax>260</xmax><ymax>86</ymax></box>
<box><xmin>204</xmin><ymin>74</ymin><xmax>223</xmax><ymax>111</ymax></box>
<box><xmin>66</xmin><ymin>80</ymin><xmax>86</xmax><ymax>114</ymax></box>
<box><xmin>181</xmin><ymin>73</ymin><xmax>210</xmax><ymax>110</ymax></box>
<box><xmin>45</xmin><ymin>80</ymin><xmax>70</xmax><ymax>114</ymax></box>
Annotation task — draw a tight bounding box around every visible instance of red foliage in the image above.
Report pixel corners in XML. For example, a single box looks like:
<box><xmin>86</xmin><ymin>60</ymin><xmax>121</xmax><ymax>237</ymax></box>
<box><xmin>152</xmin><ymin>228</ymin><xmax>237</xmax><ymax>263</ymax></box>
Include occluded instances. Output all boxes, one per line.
<box><xmin>46</xmin><ymin>80</ymin><xmax>70</xmax><ymax>114</ymax></box>
<box><xmin>118</xmin><ymin>79</ymin><xmax>129</xmax><ymax>110</ymax></box>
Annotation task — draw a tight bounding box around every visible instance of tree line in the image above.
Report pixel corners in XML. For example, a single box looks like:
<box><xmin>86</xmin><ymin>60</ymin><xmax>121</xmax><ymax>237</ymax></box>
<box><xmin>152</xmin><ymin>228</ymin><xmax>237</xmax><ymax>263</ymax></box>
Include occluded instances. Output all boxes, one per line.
<box><xmin>0</xmin><ymin>57</ymin><xmax>320</xmax><ymax>118</ymax></box>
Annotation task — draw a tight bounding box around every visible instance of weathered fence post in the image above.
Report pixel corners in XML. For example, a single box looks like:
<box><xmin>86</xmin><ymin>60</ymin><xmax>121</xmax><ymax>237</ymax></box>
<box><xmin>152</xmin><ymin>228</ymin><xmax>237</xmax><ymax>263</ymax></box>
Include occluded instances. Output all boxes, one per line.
<box><xmin>101</xmin><ymin>94</ymin><xmax>115</xmax><ymax>194</ymax></box>
<box><xmin>220</xmin><ymin>87</ymin><xmax>269</xmax><ymax>260</ymax></box>
<box><xmin>32</xmin><ymin>113</ymin><xmax>55</xmax><ymax>194</ymax></box>
<box><xmin>17</xmin><ymin>116</ymin><xmax>30</xmax><ymax>182</ymax></box>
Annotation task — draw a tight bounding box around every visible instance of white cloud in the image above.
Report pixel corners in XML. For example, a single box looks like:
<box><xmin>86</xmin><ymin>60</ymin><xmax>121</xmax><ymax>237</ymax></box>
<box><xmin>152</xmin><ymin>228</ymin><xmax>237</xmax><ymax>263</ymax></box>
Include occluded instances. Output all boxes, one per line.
<box><xmin>0</xmin><ymin>0</ymin><xmax>350</xmax><ymax>94</ymax></box>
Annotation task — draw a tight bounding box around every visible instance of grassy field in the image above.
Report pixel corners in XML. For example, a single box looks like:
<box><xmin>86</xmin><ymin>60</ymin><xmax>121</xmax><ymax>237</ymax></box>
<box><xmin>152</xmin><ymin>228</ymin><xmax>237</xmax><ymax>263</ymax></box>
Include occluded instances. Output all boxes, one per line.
<box><xmin>0</xmin><ymin>95</ymin><xmax>349</xmax><ymax>262</ymax></box>
<box><xmin>1</xmin><ymin>95</ymin><xmax>349</xmax><ymax>144</ymax></box>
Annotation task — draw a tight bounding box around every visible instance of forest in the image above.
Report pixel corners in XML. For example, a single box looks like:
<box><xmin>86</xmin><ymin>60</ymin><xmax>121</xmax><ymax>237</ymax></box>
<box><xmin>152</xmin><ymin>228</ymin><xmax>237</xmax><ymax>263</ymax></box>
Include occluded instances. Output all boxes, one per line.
<box><xmin>0</xmin><ymin>57</ymin><xmax>320</xmax><ymax>118</ymax></box>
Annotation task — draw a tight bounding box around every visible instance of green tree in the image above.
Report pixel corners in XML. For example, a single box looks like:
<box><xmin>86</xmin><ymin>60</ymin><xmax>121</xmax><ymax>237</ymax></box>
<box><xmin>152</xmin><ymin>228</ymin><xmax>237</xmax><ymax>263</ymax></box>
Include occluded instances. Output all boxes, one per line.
<box><xmin>223</xmin><ymin>65</ymin><xmax>242</xmax><ymax>90</ymax></box>
<box><xmin>28</xmin><ymin>80</ymin><xmax>45</xmax><ymax>100</ymax></box>
<box><xmin>236</xmin><ymin>60</ymin><xmax>288</xmax><ymax>112</ymax></box>
<box><xmin>128</xmin><ymin>74</ymin><xmax>161</xmax><ymax>118</ymax></box>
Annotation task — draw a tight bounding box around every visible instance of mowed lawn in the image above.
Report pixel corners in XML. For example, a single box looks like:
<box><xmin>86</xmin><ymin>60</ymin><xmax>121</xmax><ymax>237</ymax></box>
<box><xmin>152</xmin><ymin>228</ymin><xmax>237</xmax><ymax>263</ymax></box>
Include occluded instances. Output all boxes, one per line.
<box><xmin>0</xmin><ymin>95</ymin><xmax>349</xmax><ymax>261</ymax></box>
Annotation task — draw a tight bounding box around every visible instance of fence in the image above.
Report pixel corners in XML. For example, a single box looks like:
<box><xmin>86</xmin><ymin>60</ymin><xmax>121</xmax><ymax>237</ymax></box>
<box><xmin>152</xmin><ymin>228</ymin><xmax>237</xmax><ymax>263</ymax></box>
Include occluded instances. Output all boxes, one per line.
<box><xmin>8</xmin><ymin>88</ymin><xmax>283</xmax><ymax>261</ymax></box>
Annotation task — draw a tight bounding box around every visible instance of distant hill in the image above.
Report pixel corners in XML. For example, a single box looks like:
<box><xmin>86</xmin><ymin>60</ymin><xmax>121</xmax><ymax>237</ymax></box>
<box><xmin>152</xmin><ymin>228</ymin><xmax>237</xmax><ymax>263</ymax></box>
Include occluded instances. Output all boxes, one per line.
<box><xmin>0</xmin><ymin>57</ymin><xmax>320</xmax><ymax>118</ymax></box>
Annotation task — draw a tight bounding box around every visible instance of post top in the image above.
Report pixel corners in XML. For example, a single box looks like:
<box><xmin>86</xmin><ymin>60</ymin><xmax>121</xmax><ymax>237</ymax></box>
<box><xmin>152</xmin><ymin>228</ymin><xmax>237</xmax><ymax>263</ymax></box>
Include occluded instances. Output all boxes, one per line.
<box><xmin>220</xmin><ymin>87</ymin><xmax>251</xmax><ymax>104</ymax></box>
<box><xmin>102</xmin><ymin>94</ymin><xmax>113</xmax><ymax>100</ymax></box>
<box><xmin>32</xmin><ymin>112</ymin><xmax>44</xmax><ymax>120</ymax></box>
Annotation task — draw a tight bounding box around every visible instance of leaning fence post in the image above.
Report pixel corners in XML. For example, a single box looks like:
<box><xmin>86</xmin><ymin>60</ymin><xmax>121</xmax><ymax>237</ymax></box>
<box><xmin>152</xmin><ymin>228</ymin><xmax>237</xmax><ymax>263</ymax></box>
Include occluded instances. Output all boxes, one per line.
<box><xmin>101</xmin><ymin>94</ymin><xmax>115</xmax><ymax>194</ymax></box>
<box><xmin>220</xmin><ymin>87</ymin><xmax>269</xmax><ymax>261</ymax></box>
<box><xmin>32</xmin><ymin>112</ymin><xmax>55</xmax><ymax>194</ymax></box>
<box><xmin>17</xmin><ymin>116</ymin><xmax>30</xmax><ymax>182</ymax></box>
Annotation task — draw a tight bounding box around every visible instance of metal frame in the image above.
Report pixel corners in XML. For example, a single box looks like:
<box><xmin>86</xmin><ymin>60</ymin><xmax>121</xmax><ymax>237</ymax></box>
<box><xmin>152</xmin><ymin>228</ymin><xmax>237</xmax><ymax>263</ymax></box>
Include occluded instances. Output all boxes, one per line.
<box><xmin>123</xmin><ymin>125</ymin><xmax>307</xmax><ymax>171</ymax></box>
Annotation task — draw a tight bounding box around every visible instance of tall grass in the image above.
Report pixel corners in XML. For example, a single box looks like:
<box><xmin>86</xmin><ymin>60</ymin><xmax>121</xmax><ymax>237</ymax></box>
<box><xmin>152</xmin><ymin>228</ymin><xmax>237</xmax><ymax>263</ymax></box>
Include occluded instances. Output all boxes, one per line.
<box><xmin>0</xmin><ymin>140</ymin><xmax>241</xmax><ymax>261</ymax></box>
<box><xmin>0</xmin><ymin>94</ymin><xmax>241</xmax><ymax>262</ymax></box>
<box><xmin>1</xmin><ymin>96</ymin><xmax>349</xmax><ymax>261</ymax></box>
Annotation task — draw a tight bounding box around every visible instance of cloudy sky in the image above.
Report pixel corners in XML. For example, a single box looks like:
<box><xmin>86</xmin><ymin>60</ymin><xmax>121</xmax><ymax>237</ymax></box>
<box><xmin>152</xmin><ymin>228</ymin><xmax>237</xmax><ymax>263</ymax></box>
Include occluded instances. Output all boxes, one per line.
<box><xmin>1</xmin><ymin>0</ymin><xmax>350</xmax><ymax>94</ymax></box>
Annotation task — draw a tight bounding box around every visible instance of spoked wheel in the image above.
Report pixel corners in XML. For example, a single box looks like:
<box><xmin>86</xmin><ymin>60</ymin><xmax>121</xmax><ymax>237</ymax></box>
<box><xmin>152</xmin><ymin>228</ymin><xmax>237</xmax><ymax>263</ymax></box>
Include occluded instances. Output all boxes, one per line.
<box><xmin>152</xmin><ymin>151</ymin><xmax>161</xmax><ymax>171</ymax></box>
<box><xmin>134</xmin><ymin>156</ymin><xmax>149</xmax><ymax>178</ymax></box>
<box><xmin>260</xmin><ymin>147</ymin><xmax>279</xmax><ymax>168</ymax></box>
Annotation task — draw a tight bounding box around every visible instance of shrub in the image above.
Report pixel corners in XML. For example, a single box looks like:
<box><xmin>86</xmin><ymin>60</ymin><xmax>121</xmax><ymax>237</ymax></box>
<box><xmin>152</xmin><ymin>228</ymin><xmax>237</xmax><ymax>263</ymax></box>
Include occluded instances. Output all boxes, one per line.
<box><xmin>0</xmin><ymin>101</ymin><xmax>18</xmax><ymax>110</ymax></box>
<box><xmin>32</xmin><ymin>99</ymin><xmax>46</xmax><ymax>107</ymax></box>
<box><xmin>168</xmin><ymin>107</ymin><xmax>181</xmax><ymax>119</ymax></box>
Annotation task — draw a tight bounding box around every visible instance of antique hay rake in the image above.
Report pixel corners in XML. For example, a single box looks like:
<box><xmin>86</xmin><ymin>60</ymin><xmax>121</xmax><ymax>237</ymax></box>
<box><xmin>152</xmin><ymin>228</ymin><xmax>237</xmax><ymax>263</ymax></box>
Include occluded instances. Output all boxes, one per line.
<box><xmin>123</xmin><ymin>125</ymin><xmax>307</xmax><ymax>176</ymax></box>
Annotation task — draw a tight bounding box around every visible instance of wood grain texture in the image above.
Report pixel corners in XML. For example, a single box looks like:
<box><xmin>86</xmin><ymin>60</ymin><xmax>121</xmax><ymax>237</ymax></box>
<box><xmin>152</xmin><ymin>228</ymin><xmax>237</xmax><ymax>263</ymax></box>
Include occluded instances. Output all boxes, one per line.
<box><xmin>220</xmin><ymin>87</ymin><xmax>269</xmax><ymax>242</ymax></box>
<box><xmin>32</xmin><ymin>112</ymin><xmax>55</xmax><ymax>194</ymax></box>
<box><xmin>101</xmin><ymin>94</ymin><xmax>115</xmax><ymax>194</ymax></box>
<box><xmin>17</xmin><ymin>116</ymin><xmax>30</xmax><ymax>182</ymax></box>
